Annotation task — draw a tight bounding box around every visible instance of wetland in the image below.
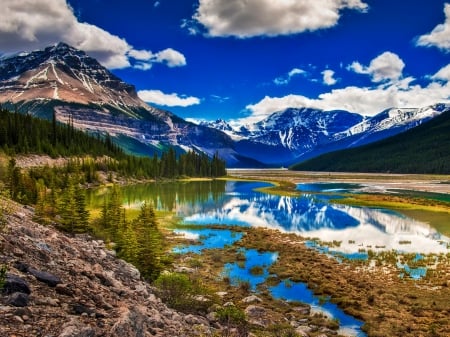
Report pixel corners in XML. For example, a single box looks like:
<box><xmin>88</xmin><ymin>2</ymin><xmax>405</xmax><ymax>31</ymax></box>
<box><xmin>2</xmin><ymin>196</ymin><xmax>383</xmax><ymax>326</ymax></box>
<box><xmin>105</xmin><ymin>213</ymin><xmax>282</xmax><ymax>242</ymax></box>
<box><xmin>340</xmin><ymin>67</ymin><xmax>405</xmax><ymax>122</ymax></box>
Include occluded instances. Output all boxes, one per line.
<box><xmin>86</xmin><ymin>170</ymin><xmax>450</xmax><ymax>337</ymax></box>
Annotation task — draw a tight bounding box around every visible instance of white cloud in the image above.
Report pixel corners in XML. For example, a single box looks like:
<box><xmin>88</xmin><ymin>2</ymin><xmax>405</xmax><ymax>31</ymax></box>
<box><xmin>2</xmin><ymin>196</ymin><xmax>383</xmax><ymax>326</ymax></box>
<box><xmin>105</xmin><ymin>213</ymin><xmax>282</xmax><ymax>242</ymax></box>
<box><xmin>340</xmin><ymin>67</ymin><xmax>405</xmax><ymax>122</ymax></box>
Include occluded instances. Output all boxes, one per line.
<box><xmin>0</xmin><ymin>0</ymin><xmax>186</xmax><ymax>70</ymax></box>
<box><xmin>417</xmin><ymin>3</ymin><xmax>450</xmax><ymax>52</ymax></box>
<box><xmin>138</xmin><ymin>90</ymin><xmax>201</xmax><ymax>107</ymax></box>
<box><xmin>155</xmin><ymin>48</ymin><xmax>187</xmax><ymax>67</ymax></box>
<box><xmin>242</xmin><ymin>66</ymin><xmax>450</xmax><ymax>124</ymax></box>
<box><xmin>432</xmin><ymin>63</ymin><xmax>450</xmax><ymax>81</ymax></box>
<box><xmin>134</xmin><ymin>62</ymin><xmax>153</xmax><ymax>71</ymax></box>
<box><xmin>128</xmin><ymin>49</ymin><xmax>154</xmax><ymax>61</ymax></box>
<box><xmin>349</xmin><ymin>51</ymin><xmax>405</xmax><ymax>83</ymax></box>
<box><xmin>322</xmin><ymin>69</ymin><xmax>337</xmax><ymax>85</ymax></box>
<box><xmin>274</xmin><ymin>68</ymin><xmax>306</xmax><ymax>85</ymax></box>
<box><xmin>189</xmin><ymin>0</ymin><xmax>368</xmax><ymax>38</ymax></box>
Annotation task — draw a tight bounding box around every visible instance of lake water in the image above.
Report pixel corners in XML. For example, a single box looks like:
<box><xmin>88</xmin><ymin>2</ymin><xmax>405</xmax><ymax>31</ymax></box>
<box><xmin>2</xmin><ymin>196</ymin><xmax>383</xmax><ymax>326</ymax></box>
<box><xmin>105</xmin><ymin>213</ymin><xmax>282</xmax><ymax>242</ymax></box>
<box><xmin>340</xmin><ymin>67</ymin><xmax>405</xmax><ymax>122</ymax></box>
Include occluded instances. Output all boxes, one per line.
<box><xmin>86</xmin><ymin>180</ymin><xmax>449</xmax><ymax>336</ymax></box>
<box><xmin>101</xmin><ymin>180</ymin><xmax>449</xmax><ymax>254</ymax></box>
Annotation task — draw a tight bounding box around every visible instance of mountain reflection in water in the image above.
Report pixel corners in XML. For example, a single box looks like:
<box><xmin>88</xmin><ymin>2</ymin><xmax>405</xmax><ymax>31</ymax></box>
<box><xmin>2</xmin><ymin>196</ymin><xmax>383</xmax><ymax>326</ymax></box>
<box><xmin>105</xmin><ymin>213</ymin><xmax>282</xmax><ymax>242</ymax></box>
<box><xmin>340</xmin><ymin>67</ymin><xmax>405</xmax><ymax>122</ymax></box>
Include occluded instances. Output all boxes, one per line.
<box><xmin>177</xmin><ymin>181</ymin><xmax>449</xmax><ymax>254</ymax></box>
<box><xmin>88</xmin><ymin>180</ymin><xmax>449</xmax><ymax>254</ymax></box>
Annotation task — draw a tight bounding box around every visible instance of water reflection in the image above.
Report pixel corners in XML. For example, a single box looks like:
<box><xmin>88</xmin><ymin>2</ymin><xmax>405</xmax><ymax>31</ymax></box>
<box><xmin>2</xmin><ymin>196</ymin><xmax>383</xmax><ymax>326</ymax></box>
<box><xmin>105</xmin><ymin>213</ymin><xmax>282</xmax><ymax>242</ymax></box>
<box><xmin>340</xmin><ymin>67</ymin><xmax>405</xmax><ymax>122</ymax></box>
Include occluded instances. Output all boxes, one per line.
<box><xmin>87</xmin><ymin>180</ymin><xmax>449</xmax><ymax>254</ymax></box>
<box><xmin>180</xmin><ymin>182</ymin><xmax>449</xmax><ymax>254</ymax></box>
<box><xmin>222</xmin><ymin>249</ymin><xmax>278</xmax><ymax>290</ymax></box>
<box><xmin>173</xmin><ymin>229</ymin><xmax>243</xmax><ymax>254</ymax></box>
<box><xmin>270</xmin><ymin>281</ymin><xmax>365</xmax><ymax>337</ymax></box>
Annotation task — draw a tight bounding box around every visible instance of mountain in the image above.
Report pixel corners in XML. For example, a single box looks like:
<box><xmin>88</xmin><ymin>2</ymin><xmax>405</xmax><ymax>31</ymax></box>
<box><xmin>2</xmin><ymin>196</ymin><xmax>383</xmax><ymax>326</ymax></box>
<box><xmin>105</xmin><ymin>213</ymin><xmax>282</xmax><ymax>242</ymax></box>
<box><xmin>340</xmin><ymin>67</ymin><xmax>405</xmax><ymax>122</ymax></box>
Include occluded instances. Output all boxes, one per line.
<box><xmin>0</xmin><ymin>43</ymin><xmax>447</xmax><ymax>169</ymax></box>
<box><xmin>204</xmin><ymin>105</ymin><xmax>447</xmax><ymax>166</ymax></box>
<box><xmin>290</xmin><ymin>108</ymin><xmax>450</xmax><ymax>174</ymax></box>
<box><xmin>0</xmin><ymin>43</ymin><xmax>257</xmax><ymax>167</ymax></box>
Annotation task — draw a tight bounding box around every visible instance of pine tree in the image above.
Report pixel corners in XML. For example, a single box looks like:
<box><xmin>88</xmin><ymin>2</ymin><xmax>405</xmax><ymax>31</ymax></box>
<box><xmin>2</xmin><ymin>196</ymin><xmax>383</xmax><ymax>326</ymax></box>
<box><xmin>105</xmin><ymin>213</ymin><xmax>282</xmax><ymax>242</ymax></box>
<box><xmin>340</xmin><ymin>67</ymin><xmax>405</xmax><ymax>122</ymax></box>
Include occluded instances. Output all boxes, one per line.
<box><xmin>134</xmin><ymin>202</ymin><xmax>163</xmax><ymax>281</ymax></box>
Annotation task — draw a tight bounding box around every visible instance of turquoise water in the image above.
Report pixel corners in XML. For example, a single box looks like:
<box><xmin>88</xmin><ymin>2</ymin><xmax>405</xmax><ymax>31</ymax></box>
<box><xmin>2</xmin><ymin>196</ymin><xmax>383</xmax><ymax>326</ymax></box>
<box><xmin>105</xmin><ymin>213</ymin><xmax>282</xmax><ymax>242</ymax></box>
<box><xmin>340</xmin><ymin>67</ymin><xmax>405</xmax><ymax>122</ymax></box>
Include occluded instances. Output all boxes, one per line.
<box><xmin>173</xmin><ymin>228</ymin><xmax>243</xmax><ymax>254</ymax></box>
<box><xmin>87</xmin><ymin>180</ymin><xmax>448</xmax><ymax>336</ymax></box>
<box><xmin>270</xmin><ymin>281</ymin><xmax>366</xmax><ymax>337</ymax></box>
<box><xmin>222</xmin><ymin>249</ymin><xmax>278</xmax><ymax>290</ymax></box>
<box><xmin>87</xmin><ymin>180</ymin><xmax>449</xmax><ymax>254</ymax></box>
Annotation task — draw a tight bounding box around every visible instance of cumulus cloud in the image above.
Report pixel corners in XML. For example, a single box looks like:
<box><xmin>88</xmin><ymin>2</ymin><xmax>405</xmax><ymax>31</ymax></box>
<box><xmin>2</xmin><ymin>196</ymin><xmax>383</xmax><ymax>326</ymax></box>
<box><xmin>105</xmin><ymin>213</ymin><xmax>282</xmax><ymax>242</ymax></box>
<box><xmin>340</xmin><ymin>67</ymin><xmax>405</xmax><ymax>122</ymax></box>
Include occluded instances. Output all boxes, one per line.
<box><xmin>241</xmin><ymin>64</ymin><xmax>450</xmax><ymax>124</ymax></box>
<box><xmin>322</xmin><ymin>69</ymin><xmax>337</xmax><ymax>85</ymax></box>
<box><xmin>154</xmin><ymin>48</ymin><xmax>187</xmax><ymax>67</ymax></box>
<box><xmin>349</xmin><ymin>51</ymin><xmax>405</xmax><ymax>83</ymax></box>
<box><xmin>416</xmin><ymin>3</ymin><xmax>450</xmax><ymax>52</ymax></box>
<box><xmin>0</xmin><ymin>0</ymin><xmax>186</xmax><ymax>70</ymax></box>
<box><xmin>188</xmin><ymin>0</ymin><xmax>368</xmax><ymax>38</ymax></box>
<box><xmin>432</xmin><ymin>63</ymin><xmax>450</xmax><ymax>81</ymax></box>
<box><xmin>274</xmin><ymin>68</ymin><xmax>306</xmax><ymax>85</ymax></box>
<box><xmin>138</xmin><ymin>90</ymin><xmax>201</xmax><ymax>107</ymax></box>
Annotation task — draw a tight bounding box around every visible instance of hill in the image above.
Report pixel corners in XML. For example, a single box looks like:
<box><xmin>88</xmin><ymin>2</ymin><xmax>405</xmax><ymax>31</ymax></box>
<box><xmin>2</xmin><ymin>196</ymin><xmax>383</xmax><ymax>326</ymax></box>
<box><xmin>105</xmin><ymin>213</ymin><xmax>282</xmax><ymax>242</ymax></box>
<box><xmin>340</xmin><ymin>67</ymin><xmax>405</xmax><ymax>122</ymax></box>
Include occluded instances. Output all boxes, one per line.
<box><xmin>290</xmin><ymin>110</ymin><xmax>450</xmax><ymax>174</ymax></box>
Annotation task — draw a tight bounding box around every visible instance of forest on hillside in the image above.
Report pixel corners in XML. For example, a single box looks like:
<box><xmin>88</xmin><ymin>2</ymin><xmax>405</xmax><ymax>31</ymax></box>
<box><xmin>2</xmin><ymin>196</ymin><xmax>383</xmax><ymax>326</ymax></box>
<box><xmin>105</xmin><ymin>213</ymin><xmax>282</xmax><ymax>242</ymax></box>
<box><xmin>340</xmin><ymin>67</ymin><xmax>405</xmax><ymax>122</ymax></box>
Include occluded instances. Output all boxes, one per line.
<box><xmin>0</xmin><ymin>107</ymin><xmax>227</xmax><ymax>281</ymax></box>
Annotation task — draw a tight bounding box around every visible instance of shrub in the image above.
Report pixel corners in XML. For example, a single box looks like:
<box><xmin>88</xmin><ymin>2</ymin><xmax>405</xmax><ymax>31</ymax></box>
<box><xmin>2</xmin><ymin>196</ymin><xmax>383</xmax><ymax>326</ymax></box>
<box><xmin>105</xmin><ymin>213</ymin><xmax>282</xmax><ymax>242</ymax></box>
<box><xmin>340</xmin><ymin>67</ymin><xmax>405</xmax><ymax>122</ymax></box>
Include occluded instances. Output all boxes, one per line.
<box><xmin>249</xmin><ymin>266</ymin><xmax>264</xmax><ymax>276</ymax></box>
<box><xmin>216</xmin><ymin>306</ymin><xmax>247</xmax><ymax>337</ymax></box>
<box><xmin>153</xmin><ymin>272</ymin><xmax>212</xmax><ymax>313</ymax></box>
<box><xmin>0</xmin><ymin>264</ymin><xmax>7</xmax><ymax>290</ymax></box>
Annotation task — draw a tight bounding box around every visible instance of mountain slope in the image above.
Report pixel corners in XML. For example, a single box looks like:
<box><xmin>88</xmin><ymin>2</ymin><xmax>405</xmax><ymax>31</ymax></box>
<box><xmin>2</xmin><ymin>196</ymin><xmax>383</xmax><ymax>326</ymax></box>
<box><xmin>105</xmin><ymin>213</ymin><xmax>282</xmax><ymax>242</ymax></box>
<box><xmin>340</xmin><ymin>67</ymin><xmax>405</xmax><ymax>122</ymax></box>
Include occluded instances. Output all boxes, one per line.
<box><xmin>204</xmin><ymin>105</ymin><xmax>446</xmax><ymax>166</ymax></box>
<box><xmin>290</xmin><ymin>109</ymin><xmax>450</xmax><ymax>174</ymax></box>
<box><xmin>0</xmin><ymin>43</ymin><xmax>256</xmax><ymax>167</ymax></box>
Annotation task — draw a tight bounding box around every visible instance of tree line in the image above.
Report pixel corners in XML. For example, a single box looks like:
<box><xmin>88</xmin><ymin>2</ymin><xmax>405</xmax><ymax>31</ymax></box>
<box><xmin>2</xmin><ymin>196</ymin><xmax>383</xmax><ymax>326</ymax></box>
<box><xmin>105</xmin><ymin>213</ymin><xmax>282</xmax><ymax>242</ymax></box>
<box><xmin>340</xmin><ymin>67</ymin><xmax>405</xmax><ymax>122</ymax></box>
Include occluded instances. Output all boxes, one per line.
<box><xmin>0</xmin><ymin>107</ymin><xmax>227</xmax><ymax>281</ymax></box>
<box><xmin>0</xmin><ymin>107</ymin><xmax>226</xmax><ymax>179</ymax></box>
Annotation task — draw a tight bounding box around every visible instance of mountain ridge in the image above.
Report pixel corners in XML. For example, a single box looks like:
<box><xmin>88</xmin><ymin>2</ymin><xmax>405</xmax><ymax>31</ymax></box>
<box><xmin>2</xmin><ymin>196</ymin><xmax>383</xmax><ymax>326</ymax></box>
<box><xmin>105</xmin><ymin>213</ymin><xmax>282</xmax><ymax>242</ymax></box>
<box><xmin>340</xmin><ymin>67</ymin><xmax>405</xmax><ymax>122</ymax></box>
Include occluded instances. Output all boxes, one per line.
<box><xmin>0</xmin><ymin>42</ymin><xmax>448</xmax><ymax>168</ymax></box>
<box><xmin>0</xmin><ymin>43</ymin><xmax>262</xmax><ymax>167</ymax></box>
<box><xmin>290</xmin><ymin>109</ymin><xmax>450</xmax><ymax>174</ymax></box>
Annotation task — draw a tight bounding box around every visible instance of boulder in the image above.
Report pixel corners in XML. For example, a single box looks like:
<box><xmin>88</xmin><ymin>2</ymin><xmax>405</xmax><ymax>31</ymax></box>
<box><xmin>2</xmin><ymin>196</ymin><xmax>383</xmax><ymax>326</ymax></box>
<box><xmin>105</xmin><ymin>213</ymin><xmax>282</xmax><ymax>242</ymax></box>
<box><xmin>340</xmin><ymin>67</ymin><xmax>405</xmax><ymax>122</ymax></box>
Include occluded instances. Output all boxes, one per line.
<box><xmin>6</xmin><ymin>292</ymin><xmax>29</xmax><ymax>307</ymax></box>
<box><xmin>28</xmin><ymin>268</ymin><xmax>61</xmax><ymax>287</ymax></box>
<box><xmin>241</xmin><ymin>295</ymin><xmax>262</xmax><ymax>304</ymax></box>
<box><xmin>3</xmin><ymin>274</ymin><xmax>31</xmax><ymax>295</ymax></box>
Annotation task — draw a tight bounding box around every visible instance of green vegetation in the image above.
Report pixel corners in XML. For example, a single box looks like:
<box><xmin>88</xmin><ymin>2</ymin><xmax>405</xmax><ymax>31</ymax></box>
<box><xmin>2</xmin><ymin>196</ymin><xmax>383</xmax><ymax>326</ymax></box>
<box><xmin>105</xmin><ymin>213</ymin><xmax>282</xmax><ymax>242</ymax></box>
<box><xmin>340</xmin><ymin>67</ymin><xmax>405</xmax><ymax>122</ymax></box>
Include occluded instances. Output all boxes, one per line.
<box><xmin>0</xmin><ymin>107</ymin><xmax>227</xmax><ymax>282</ymax></box>
<box><xmin>153</xmin><ymin>272</ymin><xmax>213</xmax><ymax>313</ymax></box>
<box><xmin>291</xmin><ymin>110</ymin><xmax>450</xmax><ymax>174</ymax></box>
<box><xmin>216</xmin><ymin>305</ymin><xmax>248</xmax><ymax>337</ymax></box>
<box><xmin>0</xmin><ymin>264</ymin><xmax>6</xmax><ymax>291</ymax></box>
<box><xmin>0</xmin><ymin>107</ymin><xmax>226</xmax><ymax>180</ymax></box>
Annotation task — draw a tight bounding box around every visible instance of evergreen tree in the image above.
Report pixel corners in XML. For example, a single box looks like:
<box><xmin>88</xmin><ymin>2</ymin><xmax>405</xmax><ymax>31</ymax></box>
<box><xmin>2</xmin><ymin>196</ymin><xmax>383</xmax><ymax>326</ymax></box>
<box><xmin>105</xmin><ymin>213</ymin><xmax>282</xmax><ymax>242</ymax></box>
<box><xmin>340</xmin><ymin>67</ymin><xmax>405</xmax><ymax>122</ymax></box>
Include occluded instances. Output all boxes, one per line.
<box><xmin>134</xmin><ymin>202</ymin><xmax>163</xmax><ymax>281</ymax></box>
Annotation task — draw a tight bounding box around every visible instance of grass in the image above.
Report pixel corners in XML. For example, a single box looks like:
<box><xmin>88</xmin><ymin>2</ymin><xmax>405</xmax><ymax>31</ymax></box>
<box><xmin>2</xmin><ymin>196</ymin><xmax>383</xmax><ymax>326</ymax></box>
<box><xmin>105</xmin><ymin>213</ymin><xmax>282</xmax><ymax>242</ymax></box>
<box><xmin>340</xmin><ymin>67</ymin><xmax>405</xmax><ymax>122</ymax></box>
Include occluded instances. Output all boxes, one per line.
<box><xmin>165</xmin><ymin>222</ymin><xmax>450</xmax><ymax>337</ymax></box>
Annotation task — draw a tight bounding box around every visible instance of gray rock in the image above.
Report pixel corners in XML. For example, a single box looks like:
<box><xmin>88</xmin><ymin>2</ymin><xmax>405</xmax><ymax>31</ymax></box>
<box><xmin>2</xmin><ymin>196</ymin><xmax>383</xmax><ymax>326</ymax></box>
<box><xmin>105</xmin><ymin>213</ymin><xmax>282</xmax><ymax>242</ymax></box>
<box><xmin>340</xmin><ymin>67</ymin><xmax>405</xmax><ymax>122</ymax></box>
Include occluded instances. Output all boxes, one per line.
<box><xmin>295</xmin><ymin>326</ymin><xmax>312</xmax><ymax>337</ymax></box>
<box><xmin>70</xmin><ymin>303</ymin><xmax>95</xmax><ymax>316</ymax></box>
<box><xmin>7</xmin><ymin>292</ymin><xmax>29</xmax><ymax>307</ymax></box>
<box><xmin>28</xmin><ymin>268</ymin><xmax>61</xmax><ymax>287</ymax></box>
<box><xmin>241</xmin><ymin>295</ymin><xmax>262</xmax><ymax>304</ymax></box>
<box><xmin>3</xmin><ymin>274</ymin><xmax>31</xmax><ymax>295</ymax></box>
<box><xmin>244</xmin><ymin>305</ymin><xmax>266</xmax><ymax>318</ymax></box>
<box><xmin>244</xmin><ymin>305</ymin><xmax>268</xmax><ymax>327</ymax></box>
<box><xmin>58</xmin><ymin>318</ymin><xmax>95</xmax><ymax>337</ymax></box>
<box><xmin>184</xmin><ymin>314</ymin><xmax>209</xmax><ymax>326</ymax></box>
<box><xmin>293</xmin><ymin>305</ymin><xmax>311</xmax><ymax>315</ymax></box>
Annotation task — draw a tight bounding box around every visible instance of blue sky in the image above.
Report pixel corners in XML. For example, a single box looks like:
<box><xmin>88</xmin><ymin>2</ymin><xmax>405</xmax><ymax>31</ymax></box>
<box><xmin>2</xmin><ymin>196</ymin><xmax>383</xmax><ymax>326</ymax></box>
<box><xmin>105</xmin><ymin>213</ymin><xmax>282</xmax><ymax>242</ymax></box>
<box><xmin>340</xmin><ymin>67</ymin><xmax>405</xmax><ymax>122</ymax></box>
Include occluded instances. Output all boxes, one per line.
<box><xmin>1</xmin><ymin>1</ymin><xmax>450</xmax><ymax>125</ymax></box>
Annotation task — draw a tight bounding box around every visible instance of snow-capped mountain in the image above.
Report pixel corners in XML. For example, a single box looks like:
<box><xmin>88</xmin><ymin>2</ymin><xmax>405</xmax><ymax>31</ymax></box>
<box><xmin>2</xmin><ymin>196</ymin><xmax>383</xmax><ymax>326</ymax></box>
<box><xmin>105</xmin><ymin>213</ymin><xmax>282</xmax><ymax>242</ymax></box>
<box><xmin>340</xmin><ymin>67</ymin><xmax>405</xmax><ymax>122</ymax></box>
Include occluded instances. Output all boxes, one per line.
<box><xmin>0</xmin><ymin>43</ymin><xmax>447</xmax><ymax>168</ymax></box>
<box><xmin>0</xmin><ymin>43</ymin><xmax>257</xmax><ymax>167</ymax></box>
<box><xmin>204</xmin><ymin>104</ymin><xmax>448</xmax><ymax>165</ymax></box>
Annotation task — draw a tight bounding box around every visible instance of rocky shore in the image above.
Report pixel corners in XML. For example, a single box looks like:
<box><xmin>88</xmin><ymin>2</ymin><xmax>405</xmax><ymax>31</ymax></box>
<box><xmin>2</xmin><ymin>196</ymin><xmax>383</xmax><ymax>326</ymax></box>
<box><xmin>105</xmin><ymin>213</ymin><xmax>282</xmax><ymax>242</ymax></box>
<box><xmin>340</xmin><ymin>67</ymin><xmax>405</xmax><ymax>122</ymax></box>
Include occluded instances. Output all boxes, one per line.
<box><xmin>0</xmin><ymin>200</ymin><xmax>217</xmax><ymax>337</ymax></box>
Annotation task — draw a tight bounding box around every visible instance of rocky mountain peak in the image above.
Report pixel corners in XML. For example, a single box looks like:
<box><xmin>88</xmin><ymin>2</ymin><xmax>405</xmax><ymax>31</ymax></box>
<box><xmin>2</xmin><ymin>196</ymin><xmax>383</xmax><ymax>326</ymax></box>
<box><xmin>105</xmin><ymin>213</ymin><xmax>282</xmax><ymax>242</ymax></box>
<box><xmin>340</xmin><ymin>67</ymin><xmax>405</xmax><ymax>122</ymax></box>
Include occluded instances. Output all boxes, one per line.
<box><xmin>0</xmin><ymin>41</ymin><xmax>139</xmax><ymax>106</ymax></box>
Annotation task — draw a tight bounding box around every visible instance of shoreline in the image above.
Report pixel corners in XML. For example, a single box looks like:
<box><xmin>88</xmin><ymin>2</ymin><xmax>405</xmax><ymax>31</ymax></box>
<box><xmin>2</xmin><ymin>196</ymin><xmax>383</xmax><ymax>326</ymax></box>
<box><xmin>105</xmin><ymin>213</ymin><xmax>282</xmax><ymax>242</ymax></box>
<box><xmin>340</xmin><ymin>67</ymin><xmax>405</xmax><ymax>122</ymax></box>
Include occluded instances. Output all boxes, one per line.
<box><xmin>227</xmin><ymin>169</ymin><xmax>450</xmax><ymax>194</ymax></box>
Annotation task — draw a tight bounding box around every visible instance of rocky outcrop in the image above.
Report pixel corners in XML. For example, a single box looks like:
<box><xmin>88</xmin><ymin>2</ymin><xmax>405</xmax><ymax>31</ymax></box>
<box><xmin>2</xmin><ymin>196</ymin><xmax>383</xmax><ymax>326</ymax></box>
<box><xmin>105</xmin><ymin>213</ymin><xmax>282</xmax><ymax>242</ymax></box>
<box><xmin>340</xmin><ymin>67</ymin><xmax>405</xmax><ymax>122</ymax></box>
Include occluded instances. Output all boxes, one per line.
<box><xmin>0</xmin><ymin>201</ymin><xmax>215</xmax><ymax>336</ymax></box>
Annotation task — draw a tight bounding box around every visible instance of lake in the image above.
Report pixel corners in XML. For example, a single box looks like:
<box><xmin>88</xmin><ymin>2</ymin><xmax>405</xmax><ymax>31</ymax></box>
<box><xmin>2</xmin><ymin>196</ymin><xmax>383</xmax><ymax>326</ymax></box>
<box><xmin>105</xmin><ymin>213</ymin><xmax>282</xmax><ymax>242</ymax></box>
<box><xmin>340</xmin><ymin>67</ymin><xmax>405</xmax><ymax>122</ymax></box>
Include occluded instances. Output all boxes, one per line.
<box><xmin>87</xmin><ymin>180</ymin><xmax>449</xmax><ymax>254</ymax></box>
<box><xmin>86</xmin><ymin>179</ymin><xmax>449</xmax><ymax>336</ymax></box>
